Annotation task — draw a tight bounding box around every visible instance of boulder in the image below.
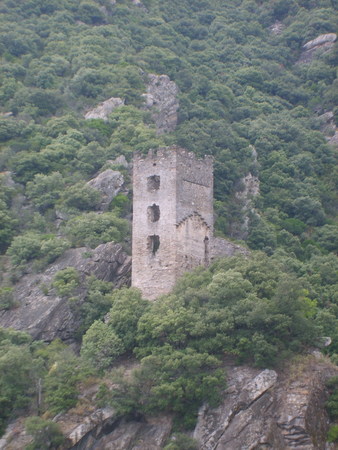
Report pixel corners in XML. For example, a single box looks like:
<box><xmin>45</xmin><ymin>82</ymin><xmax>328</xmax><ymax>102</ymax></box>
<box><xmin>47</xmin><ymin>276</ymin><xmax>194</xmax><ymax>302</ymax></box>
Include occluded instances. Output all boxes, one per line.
<box><xmin>142</xmin><ymin>74</ymin><xmax>179</xmax><ymax>134</ymax></box>
<box><xmin>84</xmin><ymin>97</ymin><xmax>125</xmax><ymax>121</ymax></box>
<box><xmin>107</xmin><ymin>155</ymin><xmax>129</xmax><ymax>168</ymax></box>
<box><xmin>297</xmin><ymin>33</ymin><xmax>337</xmax><ymax>64</ymax></box>
<box><xmin>303</xmin><ymin>33</ymin><xmax>337</xmax><ymax>51</ymax></box>
<box><xmin>0</xmin><ymin>242</ymin><xmax>131</xmax><ymax>342</ymax></box>
<box><xmin>87</xmin><ymin>169</ymin><xmax>125</xmax><ymax>210</ymax></box>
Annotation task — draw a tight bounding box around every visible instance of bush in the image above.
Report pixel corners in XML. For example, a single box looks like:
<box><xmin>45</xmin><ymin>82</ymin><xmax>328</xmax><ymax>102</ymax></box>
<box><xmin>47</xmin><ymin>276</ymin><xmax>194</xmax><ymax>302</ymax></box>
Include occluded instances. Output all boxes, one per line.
<box><xmin>164</xmin><ymin>433</ymin><xmax>198</xmax><ymax>450</ymax></box>
<box><xmin>64</xmin><ymin>212</ymin><xmax>129</xmax><ymax>248</ymax></box>
<box><xmin>81</xmin><ymin>320</ymin><xmax>124</xmax><ymax>372</ymax></box>
<box><xmin>328</xmin><ymin>424</ymin><xmax>338</xmax><ymax>443</ymax></box>
<box><xmin>7</xmin><ymin>232</ymin><xmax>70</xmax><ymax>267</ymax></box>
<box><xmin>26</xmin><ymin>172</ymin><xmax>65</xmax><ymax>212</ymax></box>
<box><xmin>59</xmin><ymin>182</ymin><xmax>101</xmax><ymax>211</ymax></box>
<box><xmin>7</xmin><ymin>232</ymin><xmax>42</xmax><ymax>265</ymax></box>
<box><xmin>44</xmin><ymin>349</ymin><xmax>82</xmax><ymax>415</ymax></box>
<box><xmin>25</xmin><ymin>416</ymin><xmax>65</xmax><ymax>450</ymax></box>
<box><xmin>52</xmin><ymin>267</ymin><xmax>80</xmax><ymax>297</ymax></box>
<box><xmin>0</xmin><ymin>287</ymin><xmax>16</xmax><ymax>311</ymax></box>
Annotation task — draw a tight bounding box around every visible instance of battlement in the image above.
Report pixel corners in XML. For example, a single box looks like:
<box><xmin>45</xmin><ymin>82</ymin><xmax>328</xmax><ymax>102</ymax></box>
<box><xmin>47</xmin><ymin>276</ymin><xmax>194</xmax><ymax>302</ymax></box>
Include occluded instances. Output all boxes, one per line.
<box><xmin>133</xmin><ymin>146</ymin><xmax>213</xmax><ymax>166</ymax></box>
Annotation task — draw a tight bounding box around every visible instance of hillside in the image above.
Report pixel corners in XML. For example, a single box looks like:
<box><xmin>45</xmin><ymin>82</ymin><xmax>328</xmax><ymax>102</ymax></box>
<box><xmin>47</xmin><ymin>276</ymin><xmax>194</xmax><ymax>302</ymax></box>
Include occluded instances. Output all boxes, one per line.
<box><xmin>0</xmin><ymin>0</ymin><xmax>338</xmax><ymax>447</ymax></box>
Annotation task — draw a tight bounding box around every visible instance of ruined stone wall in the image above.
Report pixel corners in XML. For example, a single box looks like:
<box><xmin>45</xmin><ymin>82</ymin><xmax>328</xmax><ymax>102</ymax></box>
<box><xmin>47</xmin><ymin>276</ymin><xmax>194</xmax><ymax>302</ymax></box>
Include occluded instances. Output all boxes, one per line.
<box><xmin>132</xmin><ymin>147</ymin><xmax>213</xmax><ymax>300</ymax></box>
<box><xmin>132</xmin><ymin>148</ymin><xmax>177</xmax><ymax>300</ymax></box>
<box><xmin>176</xmin><ymin>150</ymin><xmax>213</xmax><ymax>228</ymax></box>
<box><xmin>175</xmin><ymin>214</ymin><xmax>212</xmax><ymax>277</ymax></box>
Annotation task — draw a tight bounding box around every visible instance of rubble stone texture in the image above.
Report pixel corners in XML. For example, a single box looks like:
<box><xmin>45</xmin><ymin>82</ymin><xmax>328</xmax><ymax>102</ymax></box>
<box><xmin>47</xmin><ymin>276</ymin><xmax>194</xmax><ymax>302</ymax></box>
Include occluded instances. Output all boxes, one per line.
<box><xmin>132</xmin><ymin>147</ymin><xmax>248</xmax><ymax>300</ymax></box>
<box><xmin>132</xmin><ymin>147</ymin><xmax>213</xmax><ymax>300</ymax></box>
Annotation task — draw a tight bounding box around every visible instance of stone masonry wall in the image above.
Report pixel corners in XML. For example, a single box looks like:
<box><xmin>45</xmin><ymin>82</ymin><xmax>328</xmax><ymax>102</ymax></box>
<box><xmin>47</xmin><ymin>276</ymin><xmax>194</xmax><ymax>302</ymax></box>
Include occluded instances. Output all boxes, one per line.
<box><xmin>132</xmin><ymin>147</ymin><xmax>213</xmax><ymax>300</ymax></box>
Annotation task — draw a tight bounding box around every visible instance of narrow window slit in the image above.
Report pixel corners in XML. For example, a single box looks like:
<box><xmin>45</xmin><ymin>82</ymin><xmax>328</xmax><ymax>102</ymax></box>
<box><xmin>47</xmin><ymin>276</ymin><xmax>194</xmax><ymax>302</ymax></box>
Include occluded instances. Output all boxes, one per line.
<box><xmin>147</xmin><ymin>204</ymin><xmax>160</xmax><ymax>222</ymax></box>
<box><xmin>148</xmin><ymin>235</ymin><xmax>160</xmax><ymax>255</ymax></box>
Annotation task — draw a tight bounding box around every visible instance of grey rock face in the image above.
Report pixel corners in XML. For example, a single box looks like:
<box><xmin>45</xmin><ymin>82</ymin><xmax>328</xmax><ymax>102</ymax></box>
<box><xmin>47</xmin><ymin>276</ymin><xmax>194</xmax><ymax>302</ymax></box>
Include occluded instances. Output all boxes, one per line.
<box><xmin>210</xmin><ymin>237</ymin><xmax>249</xmax><ymax>261</ymax></box>
<box><xmin>269</xmin><ymin>21</ymin><xmax>286</xmax><ymax>35</ymax></box>
<box><xmin>74</xmin><ymin>416</ymin><xmax>172</xmax><ymax>450</ymax></box>
<box><xmin>303</xmin><ymin>33</ymin><xmax>337</xmax><ymax>51</ymax></box>
<box><xmin>297</xmin><ymin>33</ymin><xmax>337</xmax><ymax>64</ymax></box>
<box><xmin>318</xmin><ymin>111</ymin><xmax>338</xmax><ymax>148</ymax></box>
<box><xmin>0</xmin><ymin>242</ymin><xmax>131</xmax><ymax>342</ymax></box>
<box><xmin>84</xmin><ymin>97</ymin><xmax>125</xmax><ymax>121</ymax></box>
<box><xmin>194</xmin><ymin>357</ymin><xmax>338</xmax><ymax>450</ymax></box>
<box><xmin>142</xmin><ymin>74</ymin><xmax>179</xmax><ymax>134</ymax></box>
<box><xmin>233</xmin><ymin>171</ymin><xmax>260</xmax><ymax>240</ymax></box>
<box><xmin>107</xmin><ymin>155</ymin><xmax>129</xmax><ymax>168</ymax></box>
<box><xmin>87</xmin><ymin>169</ymin><xmax>125</xmax><ymax>210</ymax></box>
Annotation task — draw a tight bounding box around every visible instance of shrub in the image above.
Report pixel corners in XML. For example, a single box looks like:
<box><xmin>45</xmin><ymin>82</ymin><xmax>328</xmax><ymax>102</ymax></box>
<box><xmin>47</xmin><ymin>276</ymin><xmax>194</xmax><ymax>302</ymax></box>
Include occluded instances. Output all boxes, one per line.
<box><xmin>59</xmin><ymin>182</ymin><xmax>101</xmax><ymax>211</ymax></box>
<box><xmin>0</xmin><ymin>287</ymin><xmax>16</xmax><ymax>310</ymax></box>
<box><xmin>81</xmin><ymin>320</ymin><xmax>124</xmax><ymax>372</ymax></box>
<box><xmin>25</xmin><ymin>416</ymin><xmax>65</xmax><ymax>450</ymax></box>
<box><xmin>7</xmin><ymin>232</ymin><xmax>70</xmax><ymax>267</ymax></box>
<box><xmin>44</xmin><ymin>349</ymin><xmax>82</xmax><ymax>415</ymax></box>
<box><xmin>52</xmin><ymin>267</ymin><xmax>80</xmax><ymax>297</ymax></box>
<box><xmin>164</xmin><ymin>433</ymin><xmax>198</xmax><ymax>450</ymax></box>
<box><xmin>328</xmin><ymin>425</ymin><xmax>338</xmax><ymax>443</ymax></box>
<box><xmin>64</xmin><ymin>212</ymin><xmax>129</xmax><ymax>248</ymax></box>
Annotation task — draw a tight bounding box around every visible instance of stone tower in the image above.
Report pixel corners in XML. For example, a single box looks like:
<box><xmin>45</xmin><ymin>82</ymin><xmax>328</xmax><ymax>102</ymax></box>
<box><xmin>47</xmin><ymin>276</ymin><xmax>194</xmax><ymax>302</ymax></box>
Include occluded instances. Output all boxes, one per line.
<box><xmin>132</xmin><ymin>147</ymin><xmax>213</xmax><ymax>300</ymax></box>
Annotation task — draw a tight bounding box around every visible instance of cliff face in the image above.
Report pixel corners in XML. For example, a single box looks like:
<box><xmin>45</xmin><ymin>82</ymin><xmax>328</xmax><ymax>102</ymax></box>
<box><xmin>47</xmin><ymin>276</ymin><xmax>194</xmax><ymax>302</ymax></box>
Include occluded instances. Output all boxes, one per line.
<box><xmin>2</xmin><ymin>355</ymin><xmax>336</xmax><ymax>449</ymax></box>
<box><xmin>142</xmin><ymin>74</ymin><xmax>179</xmax><ymax>134</ymax></box>
<box><xmin>0</xmin><ymin>242</ymin><xmax>131</xmax><ymax>342</ymax></box>
<box><xmin>194</xmin><ymin>355</ymin><xmax>338</xmax><ymax>450</ymax></box>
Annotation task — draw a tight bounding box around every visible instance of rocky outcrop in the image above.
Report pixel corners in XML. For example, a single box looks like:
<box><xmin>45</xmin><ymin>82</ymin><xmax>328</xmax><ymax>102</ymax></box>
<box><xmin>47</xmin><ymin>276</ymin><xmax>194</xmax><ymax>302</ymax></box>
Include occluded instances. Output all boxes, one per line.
<box><xmin>1</xmin><ymin>356</ymin><xmax>336</xmax><ymax>449</ymax></box>
<box><xmin>73</xmin><ymin>415</ymin><xmax>172</xmax><ymax>449</ymax></box>
<box><xmin>84</xmin><ymin>97</ymin><xmax>125</xmax><ymax>121</ymax></box>
<box><xmin>318</xmin><ymin>111</ymin><xmax>338</xmax><ymax>148</ymax></box>
<box><xmin>1</xmin><ymin>412</ymin><xmax>172</xmax><ymax>450</ymax></box>
<box><xmin>107</xmin><ymin>155</ymin><xmax>129</xmax><ymax>169</ymax></box>
<box><xmin>0</xmin><ymin>242</ymin><xmax>131</xmax><ymax>342</ymax></box>
<box><xmin>210</xmin><ymin>237</ymin><xmax>249</xmax><ymax>261</ymax></box>
<box><xmin>142</xmin><ymin>74</ymin><xmax>179</xmax><ymax>134</ymax></box>
<box><xmin>194</xmin><ymin>355</ymin><xmax>338</xmax><ymax>449</ymax></box>
<box><xmin>297</xmin><ymin>33</ymin><xmax>337</xmax><ymax>64</ymax></box>
<box><xmin>87</xmin><ymin>169</ymin><xmax>125</xmax><ymax>210</ymax></box>
<box><xmin>269</xmin><ymin>21</ymin><xmax>286</xmax><ymax>35</ymax></box>
<box><xmin>232</xmin><ymin>171</ymin><xmax>260</xmax><ymax>240</ymax></box>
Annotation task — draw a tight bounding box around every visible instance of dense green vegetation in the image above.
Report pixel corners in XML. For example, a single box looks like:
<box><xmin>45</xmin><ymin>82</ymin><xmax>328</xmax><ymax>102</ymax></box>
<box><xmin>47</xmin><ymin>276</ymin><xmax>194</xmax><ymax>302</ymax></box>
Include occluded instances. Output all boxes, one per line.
<box><xmin>0</xmin><ymin>0</ymin><xmax>338</xmax><ymax>440</ymax></box>
<box><xmin>2</xmin><ymin>250</ymin><xmax>338</xmax><ymax>432</ymax></box>
<box><xmin>326</xmin><ymin>376</ymin><xmax>338</xmax><ymax>442</ymax></box>
<box><xmin>0</xmin><ymin>0</ymin><xmax>337</xmax><ymax>262</ymax></box>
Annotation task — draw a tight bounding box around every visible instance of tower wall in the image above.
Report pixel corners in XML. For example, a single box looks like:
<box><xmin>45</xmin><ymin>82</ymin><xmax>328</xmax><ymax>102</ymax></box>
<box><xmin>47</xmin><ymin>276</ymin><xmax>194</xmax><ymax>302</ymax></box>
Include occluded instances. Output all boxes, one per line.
<box><xmin>132</xmin><ymin>147</ymin><xmax>213</xmax><ymax>300</ymax></box>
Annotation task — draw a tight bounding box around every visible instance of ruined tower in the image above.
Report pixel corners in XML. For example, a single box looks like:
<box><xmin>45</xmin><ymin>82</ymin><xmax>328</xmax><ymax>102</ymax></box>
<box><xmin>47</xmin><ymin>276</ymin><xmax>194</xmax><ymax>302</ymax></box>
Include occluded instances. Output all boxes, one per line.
<box><xmin>132</xmin><ymin>147</ymin><xmax>213</xmax><ymax>300</ymax></box>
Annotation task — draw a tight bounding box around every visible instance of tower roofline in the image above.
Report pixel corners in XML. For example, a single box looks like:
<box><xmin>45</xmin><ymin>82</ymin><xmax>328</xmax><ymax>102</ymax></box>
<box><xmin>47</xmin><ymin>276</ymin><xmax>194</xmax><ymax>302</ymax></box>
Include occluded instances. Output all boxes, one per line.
<box><xmin>133</xmin><ymin>146</ymin><xmax>213</xmax><ymax>164</ymax></box>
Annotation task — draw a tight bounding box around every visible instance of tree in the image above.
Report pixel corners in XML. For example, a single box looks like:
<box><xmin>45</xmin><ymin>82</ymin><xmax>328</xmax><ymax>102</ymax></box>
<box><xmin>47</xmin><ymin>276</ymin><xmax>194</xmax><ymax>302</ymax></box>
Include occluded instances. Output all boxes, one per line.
<box><xmin>64</xmin><ymin>212</ymin><xmax>129</xmax><ymax>248</ymax></box>
<box><xmin>59</xmin><ymin>182</ymin><xmax>101</xmax><ymax>211</ymax></box>
<box><xmin>107</xmin><ymin>288</ymin><xmax>149</xmax><ymax>351</ymax></box>
<box><xmin>44</xmin><ymin>349</ymin><xmax>82</xmax><ymax>415</ymax></box>
<box><xmin>25</xmin><ymin>416</ymin><xmax>65</xmax><ymax>450</ymax></box>
<box><xmin>26</xmin><ymin>172</ymin><xmax>65</xmax><ymax>212</ymax></box>
<box><xmin>52</xmin><ymin>268</ymin><xmax>80</xmax><ymax>298</ymax></box>
<box><xmin>81</xmin><ymin>321</ymin><xmax>124</xmax><ymax>371</ymax></box>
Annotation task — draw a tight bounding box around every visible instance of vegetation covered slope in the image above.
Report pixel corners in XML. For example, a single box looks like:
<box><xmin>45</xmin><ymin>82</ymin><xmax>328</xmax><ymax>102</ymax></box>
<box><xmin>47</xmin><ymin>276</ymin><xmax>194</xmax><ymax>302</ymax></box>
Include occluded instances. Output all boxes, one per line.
<box><xmin>0</xmin><ymin>0</ymin><xmax>338</xmax><ymax>441</ymax></box>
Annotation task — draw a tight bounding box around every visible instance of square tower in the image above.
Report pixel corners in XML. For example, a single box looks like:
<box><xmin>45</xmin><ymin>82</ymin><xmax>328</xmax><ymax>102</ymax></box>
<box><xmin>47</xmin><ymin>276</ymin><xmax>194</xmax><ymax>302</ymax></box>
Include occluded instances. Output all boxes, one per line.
<box><xmin>132</xmin><ymin>147</ymin><xmax>213</xmax><ymax>300</ymax></box>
